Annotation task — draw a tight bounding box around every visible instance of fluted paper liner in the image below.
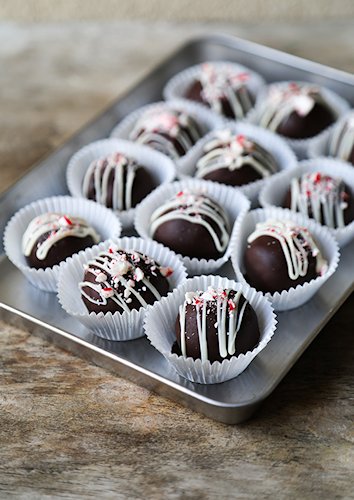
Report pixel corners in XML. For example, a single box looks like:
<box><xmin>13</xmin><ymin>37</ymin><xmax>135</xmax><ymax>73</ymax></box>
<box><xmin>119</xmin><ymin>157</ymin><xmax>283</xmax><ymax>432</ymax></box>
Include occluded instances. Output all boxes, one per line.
<box><xmin>176</xmin><ymin>121</ymin><xmax>297</xmax><ymax>206</ymax></box>
<box><xmin>3</xmin><ymin>196</ymin><xmax>122</xmax><ymax>293</ymax></box>
<box><xmin>134</xmin><ymin>178</ymin><xmax>251</xmax><ymax>276</ymax></box>
<box><xmin>66</xmin><ymin>138</ymin><xmax>176</xmax><ymax>228</ymax></box>
<box><xmin>248</xmin><ymin>81</ymin><xmax>350</xmax><ymax>160</ymax></box>
<box><xmin>57</xmin><ymin>236</ymin><xmax>188</xmax><ymax>341</ymax></box>
<box><xmin>230</xmin><ymin>206</ymin><xmax>340</xmax><ymax>311</ymax></box>
<box><xmin>308</xmin><ymin>110</ymin><xmax>354</xmax><ymax>161</ymax></box>
<box><xmin>163</xmin><ymin>60</ymin><xmax>265</xmax><ymax>120</ymax></box>
<box><xmin>144</xmin><ymin>275</ymin><xmax>277</xmax><ymax>384</ymax></box>
<box><xmin>110</xmin><ymin>99</ymin><xmax>224</xmax><ymax>154</ymax></box>
<box><xmin>259</xmin><ymin>158</ymin><xmax>354</xmax><ymax>247</ymax></box>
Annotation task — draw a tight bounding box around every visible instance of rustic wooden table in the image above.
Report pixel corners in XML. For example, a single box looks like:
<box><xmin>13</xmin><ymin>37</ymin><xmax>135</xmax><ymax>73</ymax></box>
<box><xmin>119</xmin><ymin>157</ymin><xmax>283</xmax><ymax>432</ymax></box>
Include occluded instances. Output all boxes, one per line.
<box><xmin>0</xmin><ymin>20</ymin><xmax>353</xmax><ymax>499</ymax></box>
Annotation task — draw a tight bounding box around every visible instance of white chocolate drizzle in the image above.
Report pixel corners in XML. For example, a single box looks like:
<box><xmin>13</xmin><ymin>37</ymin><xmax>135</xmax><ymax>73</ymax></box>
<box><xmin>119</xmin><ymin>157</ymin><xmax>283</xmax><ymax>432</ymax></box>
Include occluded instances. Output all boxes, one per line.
<box><xmin>198</xmin><ymin>63</ymin><xmax>252</xmax><ymax>119</ymax></box>
<box><xmin>196</xmin><ymin>129</ymin><xmax>278</xmax><ymax>181</ymax></box>
<box><xmin>178</xmin><ymin>287</ymin><xmax>249</xmax><ymax>363</ymax></box>
<box><xmin>258</xmin><ymin>83</ymin><xmax>332</xmax><ymax>132</ymax></box>
<box><xmin>79</xmin><ymin>247</ymin><xmax>172</xmax><ymax>312</ymax></box>
<box><xmin>247</xmin><ymin>219</ymin><xmax>328</xmax><ymax>280</ymax></box>
<box><xmin>290</xmin><ymin>172</ymin><xmax>348</xmax><ymax>228</ymax></box>
<box><xmin>22</xmin><ymin>213</ymin><xmax>100</xmax><ymax>261</ymax></box>
<box><xmin>329</xmin><ymin>112</ymin><xmax>354</xmax><ymax>161</ymax></box>
<box><xmin>150</xmin><ymin>190</ymin><xmax>230</xmax><ymax>254</ymax></box>
<box><xmin>129</xmin><ymin>108</ymin><xmax>202</xmax><ymax>160</ymax></box>
<box><xmin>82</xmin><ymin>152</ymin><xmax>138</xmax><ymax>211</ymax></box>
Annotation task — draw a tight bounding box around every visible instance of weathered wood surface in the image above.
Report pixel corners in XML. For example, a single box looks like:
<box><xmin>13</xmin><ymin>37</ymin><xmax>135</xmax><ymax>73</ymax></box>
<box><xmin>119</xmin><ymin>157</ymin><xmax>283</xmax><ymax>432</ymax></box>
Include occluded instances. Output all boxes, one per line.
<box><xmin>0</xmin><ymin>21</ymin><xmax>354</xmax><ymax>499</ymax></box>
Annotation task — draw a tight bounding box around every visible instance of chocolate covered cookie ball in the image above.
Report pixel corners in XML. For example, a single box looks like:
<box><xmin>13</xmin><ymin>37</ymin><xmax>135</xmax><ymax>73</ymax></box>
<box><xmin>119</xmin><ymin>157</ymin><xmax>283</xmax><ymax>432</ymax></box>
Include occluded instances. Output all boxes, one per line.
<box><xmin>80</xmin><ymin>246</ymin><xmax>173</xmax><ymax>314</ymax></box>
<box><xmin>150</xmin><ymin>190</ymin><xmax>230</xmax><ymax>260</ymax></box>
<box><xmin>185</xmin><ymin>63</ymin><xmax>254</xmax><ymax>120</ymax></box>
<box><xmin>258</xmin><ymin>83</ymin><xmax>337</xmax><ymax>139</ymax></box>
<box><xmin>22</xmin><ymin>213</ymin><xmax>100</xmax><ymax>269</ymax></box>
<box><xmin>173</xmin><ymin>287</ymin><xmax>260</xmax><ymax>363</ymax></box>
<box><xmin>283</xmin><ymin>171</ymin><xmax>354</xmax><ymax>228</ymax></box>
<box><xmin>196</xmin><ymin>130</ymin><xmax>278</xmax><ymax>186</ymax></box>
<box><xmin>129</xmin><ymin>108</ymin><xmax>203</xmax><ymax>159</ymax></box>
<box><xmin>244</xmin><ymin>219</ymin><xmax>328</xmax><ymax>294</ymax></box>
<box><xmin>82</xmin><ymin>152</ymin><xmax>155</xmax><ymax>211</ymax></box>
<box><xmin>329</xmin><ymin>112</ymin><xmax>354</xmax><ymax>165</ymax></box>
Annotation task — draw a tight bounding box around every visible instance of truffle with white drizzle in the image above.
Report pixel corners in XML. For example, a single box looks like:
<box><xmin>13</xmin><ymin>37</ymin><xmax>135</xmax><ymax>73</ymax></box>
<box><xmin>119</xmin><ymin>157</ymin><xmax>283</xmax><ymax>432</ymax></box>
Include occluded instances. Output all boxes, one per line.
<box><xmin>173</xmin><ymin>287</ymin><xmax>260</xmax><ymax>363</ymax></box>
<box><xmin>244</xmin><ymin>219</ymin><xmax>328</xmax><ymax>293</ymax></box>
<box><xmin>283</xmin><ymin>172</ymin><xmax>354</xmax><ymax>229</ymax></box>
<box><xmin>150</xmin><ymin>190</ymin><xmax>230</xmax><ymax>260</ymax></box>
<box><xmin>129</xmin><ymin>108</ymin><xmax>202</xmax><ymax>160</ymax></box>
<box><xmin>82</xmin><ymin>152</ymin><xmax>155</xmax><ymax>211</ymax></box>
<box><xmin>22</xmin><ymin>212</ymin><xmax>100</xmax><ymax>269</ymax></box>
<box><xmin>79</xmin><ymin>246</ymin><xmax>172</xmax><ymax>314</ymax></box>
<box><xmin>195</xmin><ymin>129</ymin><xmax>278</xmax><ymax>186</ymax></box>
<box><xmin>185</xmin><ymin>63</ymin><xmax>254</xmax><ymax>120</ymax></box>
<box><xmin>257</xmin><ymin>82</ymin><xmax>337</xmax><ymax>139</ymax></box>
<box><xmin>329</xmin><ymin>111</ymin><xmax>354</xmax><ymax>165</ymax></box>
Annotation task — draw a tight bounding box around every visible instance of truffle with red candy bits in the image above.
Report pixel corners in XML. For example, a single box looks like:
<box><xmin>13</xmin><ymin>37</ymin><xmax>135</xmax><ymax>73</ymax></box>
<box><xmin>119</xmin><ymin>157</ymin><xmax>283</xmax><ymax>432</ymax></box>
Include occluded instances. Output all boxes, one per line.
<box><xmin>244</xmin><ymin>219</ymin><xmax>328</xmax><ymax>294</ymax></box>
<box><xmin>22</xmin><ymin>212</ymin><xmax>100</xmax><ymax>269</ymax></box>
<box><xmin>82</xmin><ymin>151</ymin><xmax>155</xmax><ymax>211</ymax></box>
<box><xmin>79</xmin><ymin>245</ymin><xmax>172</xmax><ymax>314</ymax></box>
<box><xmin>329</xmin><ymin>111</ymin><xmax>354</xmax><ymax>165</ymax></box>
<box><xmin>257</xmin><ymin>82</ymin><xmax>337</xmax><ymax>139</ymax></box>
<box><xmin>173</xmin><ymin>287</ymin><xmax>260</xmax><ymax>363</ymax></box>
<box><xmin>149</xmin><ymin>190</ymin><xmax>230</xmax><ymax>260</ymax></box>
<box><xmin>195</xmin><ymin>129</ymin><xmax>278</xmax><ymax>186</ymax></box>
<box><xmin>283</xmin><ymin>171</ymin><xmax>354</xmax><ymax>228</ymax></box>
<box><xmin>185</xmin><ymin>63</ymin><xmax>255</xmax><ymax>120</ymax></box>
<box><xmin>129</xmin><ymin>108</ymin><xmax>202</xmax><ymax>160</ymax></box>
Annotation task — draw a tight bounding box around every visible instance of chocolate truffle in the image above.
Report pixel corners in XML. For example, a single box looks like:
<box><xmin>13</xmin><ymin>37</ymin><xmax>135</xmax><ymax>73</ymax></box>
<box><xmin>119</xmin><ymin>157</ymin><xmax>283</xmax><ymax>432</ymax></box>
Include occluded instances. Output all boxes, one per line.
<box><xmin>283</xmin><ymin>171</ymin><xmax>354</xmax><ymax>228</ymax></box>
<box><xmin>329</xmin><ymin>112</ymin><xmax>354</xmax><ymax>165</ymax></box>
<box><xmin>79</xmin><ymin>246</ymin><xmax>173</xmax><ymax>314</ymax></box>
<box><xmin>196</xmin><ymin>130</ymin><xmax>278</xmax><ymax>186</ymax></box>
<box><xmin>82</xmin><ymin>152</ymin><xmax>155</xmax><ymax>211</ymax></box>
<box><xmin>129</xmin><ymin>108</ymin><xmax>203</xmax><ymax>159</ymax></box>
<box><xmin>173</xmin><ymin>287</ymin><xmax>260</xmax><ymax>363</ymax></box>
<box><xmin>244</xmin><ymin>219</ymin><xmax>328</xmax><ymax>294</ymax></box>
<box><xmin>22</xmin><ymin>213</ymin><xmax>100</xmax><ymax>269</ymax></box>
<box><xmin>150</xmin><ymin>191</ymin><xmax>230</xmax><ymax>260</ymax></box>
<box><xmin>258</xmin><ymin>83</ymin><xmax>337</xmax><ymax>139</ymax></box>
<box><xmin>185</xmin><ymin>63</ymin><xmax>254</xmax><ymax>120</ymax></box>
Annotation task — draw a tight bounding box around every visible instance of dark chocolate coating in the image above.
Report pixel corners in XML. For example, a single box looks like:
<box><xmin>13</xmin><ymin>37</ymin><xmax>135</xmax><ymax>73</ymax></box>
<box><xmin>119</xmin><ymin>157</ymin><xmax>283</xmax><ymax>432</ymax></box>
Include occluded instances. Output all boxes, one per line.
<box><xmin>201</xmin><ymin>164</ymin><xmax>263</xmax><ymax>187</ymax></box>
<box><xmin>134</xmin><ymin>114</ymin><xmax>202</xmax><ymax>158</ymax></box>
<box><xmin>276</xmin><ymin>101</ymin><xmax>336</xmax><ymax>139</ymax></box>
<box><xmin>26</xmin><ymin>234</ymin><xmax>96</xmax><ymax>270</ymax></box>
<box><xmin>153</xmin><ymin>216</ymin><xmax>226</xmax><ymax>260</ymax></box>
<box><xmin>186</xmin><ymin>80</ymin><xmax>254</xmax><ymax>120</ymax></box>
<box><xmin>283</xmin><ymin>182</ymin><xmax>354</xmax><ymax>227</ymax></box>
<box><xmin>173</xmin><ymin>291</ymin><xmax>260</xmax><ymax>363</ymax></box>
<box><xmin>81</xmin><ymin>251</ymin><xmax>170</xmax><ymax>314</ymax></box>
<box><xmin>244</xmin><ymin>235</ymin><xmax>319</xmax><ymax>294</ymax></box>
<box><xmin>86</xmin><ymin>163</ymin><xmax>155</xmax><ymax>210</ymax></box>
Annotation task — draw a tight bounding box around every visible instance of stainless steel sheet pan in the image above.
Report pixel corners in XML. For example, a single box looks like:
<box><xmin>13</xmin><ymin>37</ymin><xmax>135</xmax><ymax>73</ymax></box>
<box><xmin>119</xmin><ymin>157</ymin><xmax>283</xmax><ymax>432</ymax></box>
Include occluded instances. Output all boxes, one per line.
<box><xmin>1</xmin><ymin>35</ymin><xmax>354</xmax><ymax>424</ymax></box>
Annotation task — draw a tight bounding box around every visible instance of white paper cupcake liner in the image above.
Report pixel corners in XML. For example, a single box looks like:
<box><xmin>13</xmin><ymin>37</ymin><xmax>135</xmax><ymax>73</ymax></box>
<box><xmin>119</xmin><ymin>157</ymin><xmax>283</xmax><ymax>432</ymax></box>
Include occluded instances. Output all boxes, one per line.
<box><xmin>110</xmin><ymin>99</ymin><xmax>224</xmax><ymax>157</ymax></box>
<box><xmin>66</xmin><ymin>138</ymin><xmax>176</xmax><ymax>228</ymax></box>
<box><xmin>248</xmin><ymin>81</ymin><xmax>350</xmax><ymax>160</ymax></box>
<box><xmin>176</xmin><ymin>121</ymin><xmax>298</xmax><ymax>206</ymax></box>
<box><xmin>259</xmin><ymin>158</ymin><xmax>354</xmax><ymax>247</ymax></box>
<box><xmin>3</xmin><ymin>196</ymin><xmax>122</xmax><ymax>293</ymax></box>
<box><xmin>134</xmin><ymin>178</ymin><xmax>251</xmax><ymax>276</ymax></box>
<box><xmin>163</xmin><ymin>60</ymin><xmax>266</xmax><ymax>120</ymax></box>
<box><xmin>229</xmin><ymin>206</ymin><xmax>340</xmax><ymax>311</ymax></box>
<box><xmin>57</xmin><ymin>236</ymin><xmax>188</xmax><ymax>341</ymax></box>
<box><xmin>308</xmin><ymin>110</ymin><xmax>354</xmax><ymax>162</ymax></box>
<box><xmin>144</xmin><ymin>274</ymin><xmax>277</xmax><ymax>384</ymax></box>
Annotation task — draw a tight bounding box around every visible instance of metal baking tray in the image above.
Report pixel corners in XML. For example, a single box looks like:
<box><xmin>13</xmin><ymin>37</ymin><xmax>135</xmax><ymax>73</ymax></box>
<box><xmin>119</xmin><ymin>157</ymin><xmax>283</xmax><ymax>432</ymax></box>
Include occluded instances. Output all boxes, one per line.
<box><xmin>1</xmin><ymin>34</ymin><xmax>354</xmax><ymax>424</ymax></box>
